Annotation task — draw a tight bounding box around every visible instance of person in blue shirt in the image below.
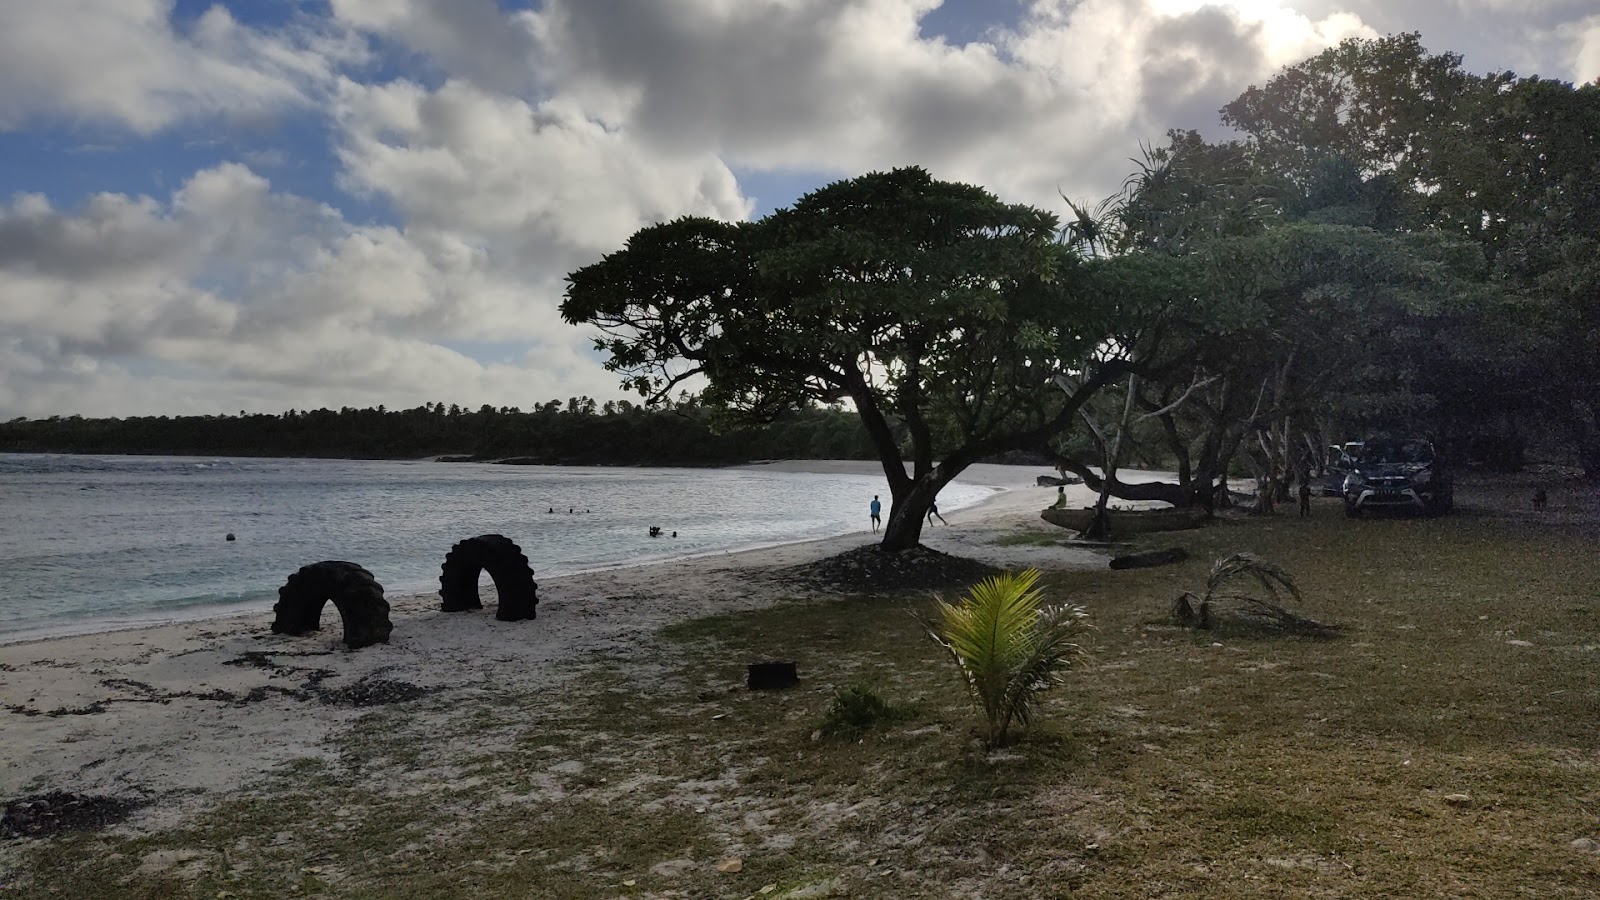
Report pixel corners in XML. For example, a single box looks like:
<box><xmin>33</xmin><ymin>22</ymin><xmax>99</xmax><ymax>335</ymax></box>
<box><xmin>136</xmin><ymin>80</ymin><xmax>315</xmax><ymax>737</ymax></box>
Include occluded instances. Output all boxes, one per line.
<box><xmin>869</xmin><ymin>495</ymin><xmax>882</xmax><ymax>532</ymax></box>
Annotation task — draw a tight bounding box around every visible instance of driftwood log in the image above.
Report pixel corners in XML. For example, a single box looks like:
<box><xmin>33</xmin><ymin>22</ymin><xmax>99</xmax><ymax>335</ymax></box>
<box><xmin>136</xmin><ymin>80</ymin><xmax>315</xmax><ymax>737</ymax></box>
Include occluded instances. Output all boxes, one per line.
<box><xmin>1110</xmin><ymin>547</ymin><xmax>1190</xmax><ymax>570</ymax></box>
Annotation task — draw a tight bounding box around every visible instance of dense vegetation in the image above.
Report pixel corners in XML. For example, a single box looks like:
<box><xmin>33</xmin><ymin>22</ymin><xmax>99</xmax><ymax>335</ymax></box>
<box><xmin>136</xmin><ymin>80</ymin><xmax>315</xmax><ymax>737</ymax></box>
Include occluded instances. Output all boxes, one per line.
<box><xmin>566</xmin><ymin>32</ymin><xmax>1598</xmax><ymax>549</ymax></box>
<box><xmin>0</xmin><ymin>398</ymin><xmax>879</xmax><ymax>466</ymax></box>
<box><xmin>1059</xmin><ymin>33</ymin><xmax>1600</xmax><ymax>507</ymax></box>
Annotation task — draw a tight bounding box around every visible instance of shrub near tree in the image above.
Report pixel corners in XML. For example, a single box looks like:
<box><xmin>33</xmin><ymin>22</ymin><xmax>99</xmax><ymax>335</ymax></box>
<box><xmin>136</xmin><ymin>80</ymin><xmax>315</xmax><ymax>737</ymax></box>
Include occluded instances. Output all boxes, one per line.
<box><xmin>562</xmin><ymin>167</ymin><xmax>1163</xmax><ymax>550</ymax></box>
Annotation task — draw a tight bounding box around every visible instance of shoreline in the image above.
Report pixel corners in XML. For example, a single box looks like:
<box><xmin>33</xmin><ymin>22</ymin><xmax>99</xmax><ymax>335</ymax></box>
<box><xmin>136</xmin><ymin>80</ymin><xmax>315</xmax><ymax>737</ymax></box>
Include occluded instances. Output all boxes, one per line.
<box><xmin>0</xmin><ymin>463</ymin><xmax>1095</xmax><ymax>814</ymax></box>
<box><xmin>0</xmin><ymin>461</ymin><xmax>1057</xmax><ymax>648</ymax></box>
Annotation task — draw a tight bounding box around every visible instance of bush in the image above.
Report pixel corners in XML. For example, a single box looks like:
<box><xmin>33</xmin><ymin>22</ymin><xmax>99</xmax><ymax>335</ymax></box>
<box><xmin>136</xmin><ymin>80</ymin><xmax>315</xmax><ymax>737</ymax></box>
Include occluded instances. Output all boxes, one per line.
<box><xmin>818</xmin><ymin>683</ymin><xmax>901</xmax><ymax>741</ymax></box>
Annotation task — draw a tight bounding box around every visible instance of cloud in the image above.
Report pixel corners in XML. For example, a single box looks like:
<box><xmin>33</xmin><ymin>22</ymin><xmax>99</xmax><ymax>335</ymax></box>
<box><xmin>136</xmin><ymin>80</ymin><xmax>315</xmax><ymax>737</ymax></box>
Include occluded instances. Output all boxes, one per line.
<box><xmin>515</xmin><ymin>0</ymin><xmax>1374</xmax><ymax>202</ymax></box>
<box><xmin>331</xmin><ymin>78</ymin><xmax>752</xmax><ymax>260</ymax></box>
<box><xmin>0</xmin><ymin>164</ymin><xmax>628</xmax><ymax>417</ymax></box>
<box><xmin>328</xmin><ymin>0</ymin><xmax>540</xmax><ymax>93</ymax></box>
<box><xmin>1561</xmin><ymin>15</ymin><xmax>1600</xmax><ymax>83</ymax></box>
<box><xmin>4</xmin><ymin>0</ymin><xmax>1596</xmax><ymax>420</ymax></box>
<box><xmin>0</xmin><ymin>0</ymin><xmax>365</xmax><ymax>133</ymax></box>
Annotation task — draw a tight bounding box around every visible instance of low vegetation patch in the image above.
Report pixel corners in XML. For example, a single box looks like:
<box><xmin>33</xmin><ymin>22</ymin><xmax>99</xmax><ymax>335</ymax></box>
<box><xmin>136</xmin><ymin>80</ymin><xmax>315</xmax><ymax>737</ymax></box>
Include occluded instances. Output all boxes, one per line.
<box><xmin>816</xmin><ymin>682</ymin><xmax>905</xmax><ymax>741</ymax></box>
<box><xmin>924</xmin><ymin>569</ymin><xmax>1091</xmax><ymax>747</ymax></box>
<box><xmin>1173</xmin><ymin>551</ymin><xmax>1339</xmax><ymax>637</ymax></box>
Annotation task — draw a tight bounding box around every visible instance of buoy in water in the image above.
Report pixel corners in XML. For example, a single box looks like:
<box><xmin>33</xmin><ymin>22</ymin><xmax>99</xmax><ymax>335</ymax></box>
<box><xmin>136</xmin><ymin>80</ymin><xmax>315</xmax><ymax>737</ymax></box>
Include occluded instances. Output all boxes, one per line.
<box><xmin>225</xmin><ymin>533</ymin><xmax>236</xmax><ymax>541</ymax></box>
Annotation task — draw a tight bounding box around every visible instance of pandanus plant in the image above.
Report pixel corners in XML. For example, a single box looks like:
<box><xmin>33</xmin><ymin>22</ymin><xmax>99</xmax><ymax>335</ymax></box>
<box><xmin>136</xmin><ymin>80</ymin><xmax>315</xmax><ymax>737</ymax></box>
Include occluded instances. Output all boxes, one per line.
<box><xmin>925</xmin><ymin>569</ymin><xmax>1091</xmax><ymax>747</ymax></box>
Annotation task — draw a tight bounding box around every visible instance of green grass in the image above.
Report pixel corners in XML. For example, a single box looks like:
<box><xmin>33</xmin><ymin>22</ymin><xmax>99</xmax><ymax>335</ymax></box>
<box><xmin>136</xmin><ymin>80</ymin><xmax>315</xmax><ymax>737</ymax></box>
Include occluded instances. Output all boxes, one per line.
<box><xmin>8</xmin><ymin>491</ymin><xmax>1600</xmax><ymax>897</ymax></box>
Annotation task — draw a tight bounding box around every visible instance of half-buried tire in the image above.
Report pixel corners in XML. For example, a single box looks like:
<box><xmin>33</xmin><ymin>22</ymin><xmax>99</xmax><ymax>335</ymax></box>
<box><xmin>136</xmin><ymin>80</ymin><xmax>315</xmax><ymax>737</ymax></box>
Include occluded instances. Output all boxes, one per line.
<box><xmin>271</xmin><ymin>561</ymin><xmax>393</xmax><ymax>650</ymax></box>
<box><xmin>439</xmin><ymin>534</ymin><xmax>539</xmax><ymax>622</ymax></box>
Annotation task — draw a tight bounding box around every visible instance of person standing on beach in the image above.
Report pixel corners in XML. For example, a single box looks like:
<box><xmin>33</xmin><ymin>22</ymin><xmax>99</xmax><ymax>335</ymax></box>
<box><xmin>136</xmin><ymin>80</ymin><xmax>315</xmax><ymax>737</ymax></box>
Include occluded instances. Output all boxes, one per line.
<box><xmin>869</xmin><ymin>495</ymin><xmax>882</xmax><ymax>532</ymax></box>
<box><xmin>927</xmin><ymin>501</ymin><xmax>948</xmax><ymax>526</ymax></box>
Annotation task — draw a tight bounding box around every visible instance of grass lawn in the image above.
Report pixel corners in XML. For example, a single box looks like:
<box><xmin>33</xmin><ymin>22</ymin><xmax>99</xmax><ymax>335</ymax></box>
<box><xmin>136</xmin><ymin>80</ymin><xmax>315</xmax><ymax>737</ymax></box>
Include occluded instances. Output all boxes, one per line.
<box><xmin>9</xmin><ymin>487</ymin><xmax>1600</xmax><ymax>898</ymax></box>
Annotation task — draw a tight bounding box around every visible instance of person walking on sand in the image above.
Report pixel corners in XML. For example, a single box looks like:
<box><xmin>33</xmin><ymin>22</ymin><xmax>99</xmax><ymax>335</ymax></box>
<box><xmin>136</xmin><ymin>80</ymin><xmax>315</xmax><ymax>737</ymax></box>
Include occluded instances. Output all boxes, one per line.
<box><xmin>927</xmin><ymin>500</ymin><xmax>948</xmax><ymax>526</ymax></box>
<box><xmin>869</xmin><ymin>495</ymin><xmax>882</xmax><ymax>532</ymax></box>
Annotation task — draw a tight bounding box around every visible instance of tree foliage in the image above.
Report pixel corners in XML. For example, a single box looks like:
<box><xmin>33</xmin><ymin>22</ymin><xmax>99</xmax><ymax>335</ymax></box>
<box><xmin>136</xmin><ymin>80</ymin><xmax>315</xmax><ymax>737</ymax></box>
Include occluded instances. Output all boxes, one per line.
<box><xmin>564</xmin><ymin>167</ymin><xmax>1161</xmax><ymax>548</ymax></box>
<box><xmin>1065</xmin><ymin>32</ymin><xmax>1598</xmax><ymax>504</ymax></box>
<box><xmin>1219</xmin><ymin>33</ymin><xmax>1600</xmax><ymax>475</ymax></box>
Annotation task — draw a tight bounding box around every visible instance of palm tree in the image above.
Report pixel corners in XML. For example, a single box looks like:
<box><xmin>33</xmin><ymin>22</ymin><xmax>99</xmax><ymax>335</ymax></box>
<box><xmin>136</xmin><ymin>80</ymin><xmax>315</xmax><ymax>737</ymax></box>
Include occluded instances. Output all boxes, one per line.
<box><xmin>925</xmin><ymin>569</ymin><xmax>1091</xmax><ymax>747</ymax></box>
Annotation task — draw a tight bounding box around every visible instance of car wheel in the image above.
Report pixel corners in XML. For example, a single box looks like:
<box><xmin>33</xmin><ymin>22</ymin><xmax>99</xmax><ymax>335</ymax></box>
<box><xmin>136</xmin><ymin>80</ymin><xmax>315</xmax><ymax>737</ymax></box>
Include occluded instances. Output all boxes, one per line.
<box><xmin>1344</xmin><ymin>502</ymin><xmax>1360</xmax><ymax>519</ymax></box>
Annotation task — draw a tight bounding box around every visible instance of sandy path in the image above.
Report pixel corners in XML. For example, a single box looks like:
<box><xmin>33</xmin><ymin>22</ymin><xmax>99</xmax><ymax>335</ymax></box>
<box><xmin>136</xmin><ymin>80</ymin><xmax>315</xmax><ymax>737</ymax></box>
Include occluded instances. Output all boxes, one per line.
<box><xmin>0</xmin><ymin>462</ymin><xmax>1098</xmax><ymax>816</ymax></box>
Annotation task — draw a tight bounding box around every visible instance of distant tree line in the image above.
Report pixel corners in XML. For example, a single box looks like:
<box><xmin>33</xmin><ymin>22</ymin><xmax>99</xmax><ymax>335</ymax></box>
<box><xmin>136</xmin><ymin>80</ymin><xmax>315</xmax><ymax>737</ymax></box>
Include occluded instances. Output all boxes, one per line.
<box><xmin>0</xmin><ymin>396</ymin><xmax>881</xmax><ymax>466</ymax></box>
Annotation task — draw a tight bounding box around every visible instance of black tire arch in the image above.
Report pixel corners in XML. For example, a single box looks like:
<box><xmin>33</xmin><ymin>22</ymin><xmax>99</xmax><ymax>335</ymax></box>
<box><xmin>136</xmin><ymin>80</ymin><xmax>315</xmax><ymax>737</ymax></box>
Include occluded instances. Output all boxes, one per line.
<box><xmin>271</xmin><ymin>561</ymin><xmax>393</xmax><ymax>650</ymax></box>
<box><xmin>439</xmin><ymin>534</ymin><xmax>539</xmax><ymax>622</ymax></box>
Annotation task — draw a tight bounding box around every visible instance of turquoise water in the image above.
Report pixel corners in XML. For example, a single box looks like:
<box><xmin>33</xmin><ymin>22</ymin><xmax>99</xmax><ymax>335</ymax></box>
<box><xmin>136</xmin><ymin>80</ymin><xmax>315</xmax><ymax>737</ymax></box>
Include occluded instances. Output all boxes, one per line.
<box><xmin>0</xmin><ymin>454</ymin><xmax>993</xmax><ymax>640</ymax></box>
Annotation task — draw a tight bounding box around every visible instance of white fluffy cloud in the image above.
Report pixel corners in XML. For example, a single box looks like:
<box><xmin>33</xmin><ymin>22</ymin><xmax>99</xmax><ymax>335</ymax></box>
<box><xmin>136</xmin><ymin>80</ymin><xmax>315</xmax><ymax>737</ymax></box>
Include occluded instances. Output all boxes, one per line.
<box><xmin>0</xmin><ymin>0</ymin><xmax>1593</xmax><ymax>418</ymax></box>
<box><xmin>406</xmin><ymin>0</ymin><xmax>1379</xmax><ymax>203</ymax></box>
<box><xmin>0</xmin><ymin>164</ymin><xmax>626</xmax><ymax>417</ymax></box>
<box><xmin>331</xmin><ymin>78</ymin><xmax>752</xmax><ymax>262</ymax></box>
<box><xmin>1562</xmin><ymin>15</ymin><xmax>1600</xmax><ymax>82</ymax></box>
<box><xmin>0</xmin><ymin>0</ymin><xmax>364</xmax><ymax>133</ymax></box>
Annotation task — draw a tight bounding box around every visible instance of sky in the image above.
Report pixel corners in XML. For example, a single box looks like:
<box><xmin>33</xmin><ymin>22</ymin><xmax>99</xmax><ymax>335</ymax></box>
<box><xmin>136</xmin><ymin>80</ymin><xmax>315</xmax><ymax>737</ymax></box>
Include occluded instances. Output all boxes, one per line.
<box><xmin>1</xmin><ymin>1</ymin><xmax>1596</xmax><ymax>420</ymax></box>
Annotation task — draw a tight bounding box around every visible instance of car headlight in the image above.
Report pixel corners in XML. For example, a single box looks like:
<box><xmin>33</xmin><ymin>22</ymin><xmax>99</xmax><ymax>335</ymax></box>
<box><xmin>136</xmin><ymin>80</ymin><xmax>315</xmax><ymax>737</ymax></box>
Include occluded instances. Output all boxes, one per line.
<box><xmin>1412</xmin><ymin>469</ymin><xmax>1432</xmax><ymax>486</ymax></box>
<box><xmin>1343</xmin><ymin>473</ymin><xmax>1365</xmax><ymax>490</ymax></box>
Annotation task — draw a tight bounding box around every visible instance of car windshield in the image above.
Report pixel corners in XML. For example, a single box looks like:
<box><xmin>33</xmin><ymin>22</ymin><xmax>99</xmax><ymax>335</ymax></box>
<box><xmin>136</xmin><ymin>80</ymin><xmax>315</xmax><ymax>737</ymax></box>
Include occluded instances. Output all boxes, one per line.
<box><xmin>1361</xmin><ymin>439</ymin><xmax>1432</xmax><ymax>465</ymax></box>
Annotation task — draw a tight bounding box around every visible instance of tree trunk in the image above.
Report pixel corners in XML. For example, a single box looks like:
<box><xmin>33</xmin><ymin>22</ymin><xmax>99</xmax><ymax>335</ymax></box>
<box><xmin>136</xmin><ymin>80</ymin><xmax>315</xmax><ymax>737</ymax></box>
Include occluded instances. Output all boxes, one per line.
<box><xmin>1055</xmin><ymin>458</ymin><xmax>1189</xmax><ymax>506</ymax></box>
<box><xmin>1083</xmin><ymin>374</ymin><xmax>1141</xmax><ymax>540</ymax></box>
<box><xmin>880</xmin><ymin>499</ymin><xmax>927</xmax><ymax>550</ymax></box>
<box><xmin>1156</xmin><ymin>411</ymin><xmax>1194</xmax><ymax>501</ymax></box>
<box><xmin>879</xmin><ymin>473</ymin><xmax>946</xmax><ymax>550</ymax></box>
<box><xmin>1573</xmin><ymin>400</ymin><xmax>1600</xmax><ymax>481</ymax></box>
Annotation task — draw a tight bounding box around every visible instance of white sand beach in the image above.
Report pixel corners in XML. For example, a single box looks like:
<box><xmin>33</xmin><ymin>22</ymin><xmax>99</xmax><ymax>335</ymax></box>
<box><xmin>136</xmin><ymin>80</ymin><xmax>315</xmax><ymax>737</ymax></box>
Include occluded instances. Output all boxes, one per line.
<box><xmin>0</xmin><ymin>461</ymin><xmax>1101</xmax><ymax>831</ymax></box>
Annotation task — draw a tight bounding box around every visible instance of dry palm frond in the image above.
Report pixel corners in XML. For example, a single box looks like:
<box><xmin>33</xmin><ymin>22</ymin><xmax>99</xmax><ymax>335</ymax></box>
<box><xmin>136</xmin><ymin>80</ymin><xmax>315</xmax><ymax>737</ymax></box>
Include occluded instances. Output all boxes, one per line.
<box><xmin>1176</xmin><ymin>552</ymin><xmax>1332</xmax><ymax>635</ymax></box>
<box><xmin>1204</xmin><ymin>552</ymin><xmax>1301</xmax><ymax>614</ymax></box>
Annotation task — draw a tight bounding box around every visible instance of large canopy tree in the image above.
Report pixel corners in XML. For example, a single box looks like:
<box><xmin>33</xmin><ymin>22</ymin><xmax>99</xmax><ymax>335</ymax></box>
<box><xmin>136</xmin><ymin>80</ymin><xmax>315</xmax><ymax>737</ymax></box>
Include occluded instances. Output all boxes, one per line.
<box><xmin>1223</xmin><ymin>33</ymin><xmax>1600</xmax><ymax>475</ymax></box>
<box><xmin>1055</xmin><ymin>33</ymin><xmax>1591</xmax><ymax>505</ymax></box>
<box><xmin>562</xmin><ymin>167</ymin><xmax>1158</xmax><ymax>549</ymax></box>
<box><xmin>1055</xmin><ymin>218</ymin><xmax>1487</xmax><ymax>510</ymax></box>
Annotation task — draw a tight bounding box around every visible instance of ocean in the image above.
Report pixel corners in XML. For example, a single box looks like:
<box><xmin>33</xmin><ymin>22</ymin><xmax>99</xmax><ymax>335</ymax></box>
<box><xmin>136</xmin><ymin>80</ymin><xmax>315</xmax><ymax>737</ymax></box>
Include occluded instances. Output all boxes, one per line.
<box><xmin>0</xmin><ymin>454</ymin><xmax>995</xmax><ymax>641</ymax></box>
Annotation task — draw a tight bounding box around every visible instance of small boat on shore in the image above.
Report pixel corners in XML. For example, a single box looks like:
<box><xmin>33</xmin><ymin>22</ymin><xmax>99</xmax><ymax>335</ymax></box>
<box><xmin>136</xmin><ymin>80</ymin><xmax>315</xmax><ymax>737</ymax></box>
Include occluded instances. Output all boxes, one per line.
<box><xmin>1039</xmin><ymin>505</ymin><xmax>1209</xmax><ymax>534</ymax></box>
